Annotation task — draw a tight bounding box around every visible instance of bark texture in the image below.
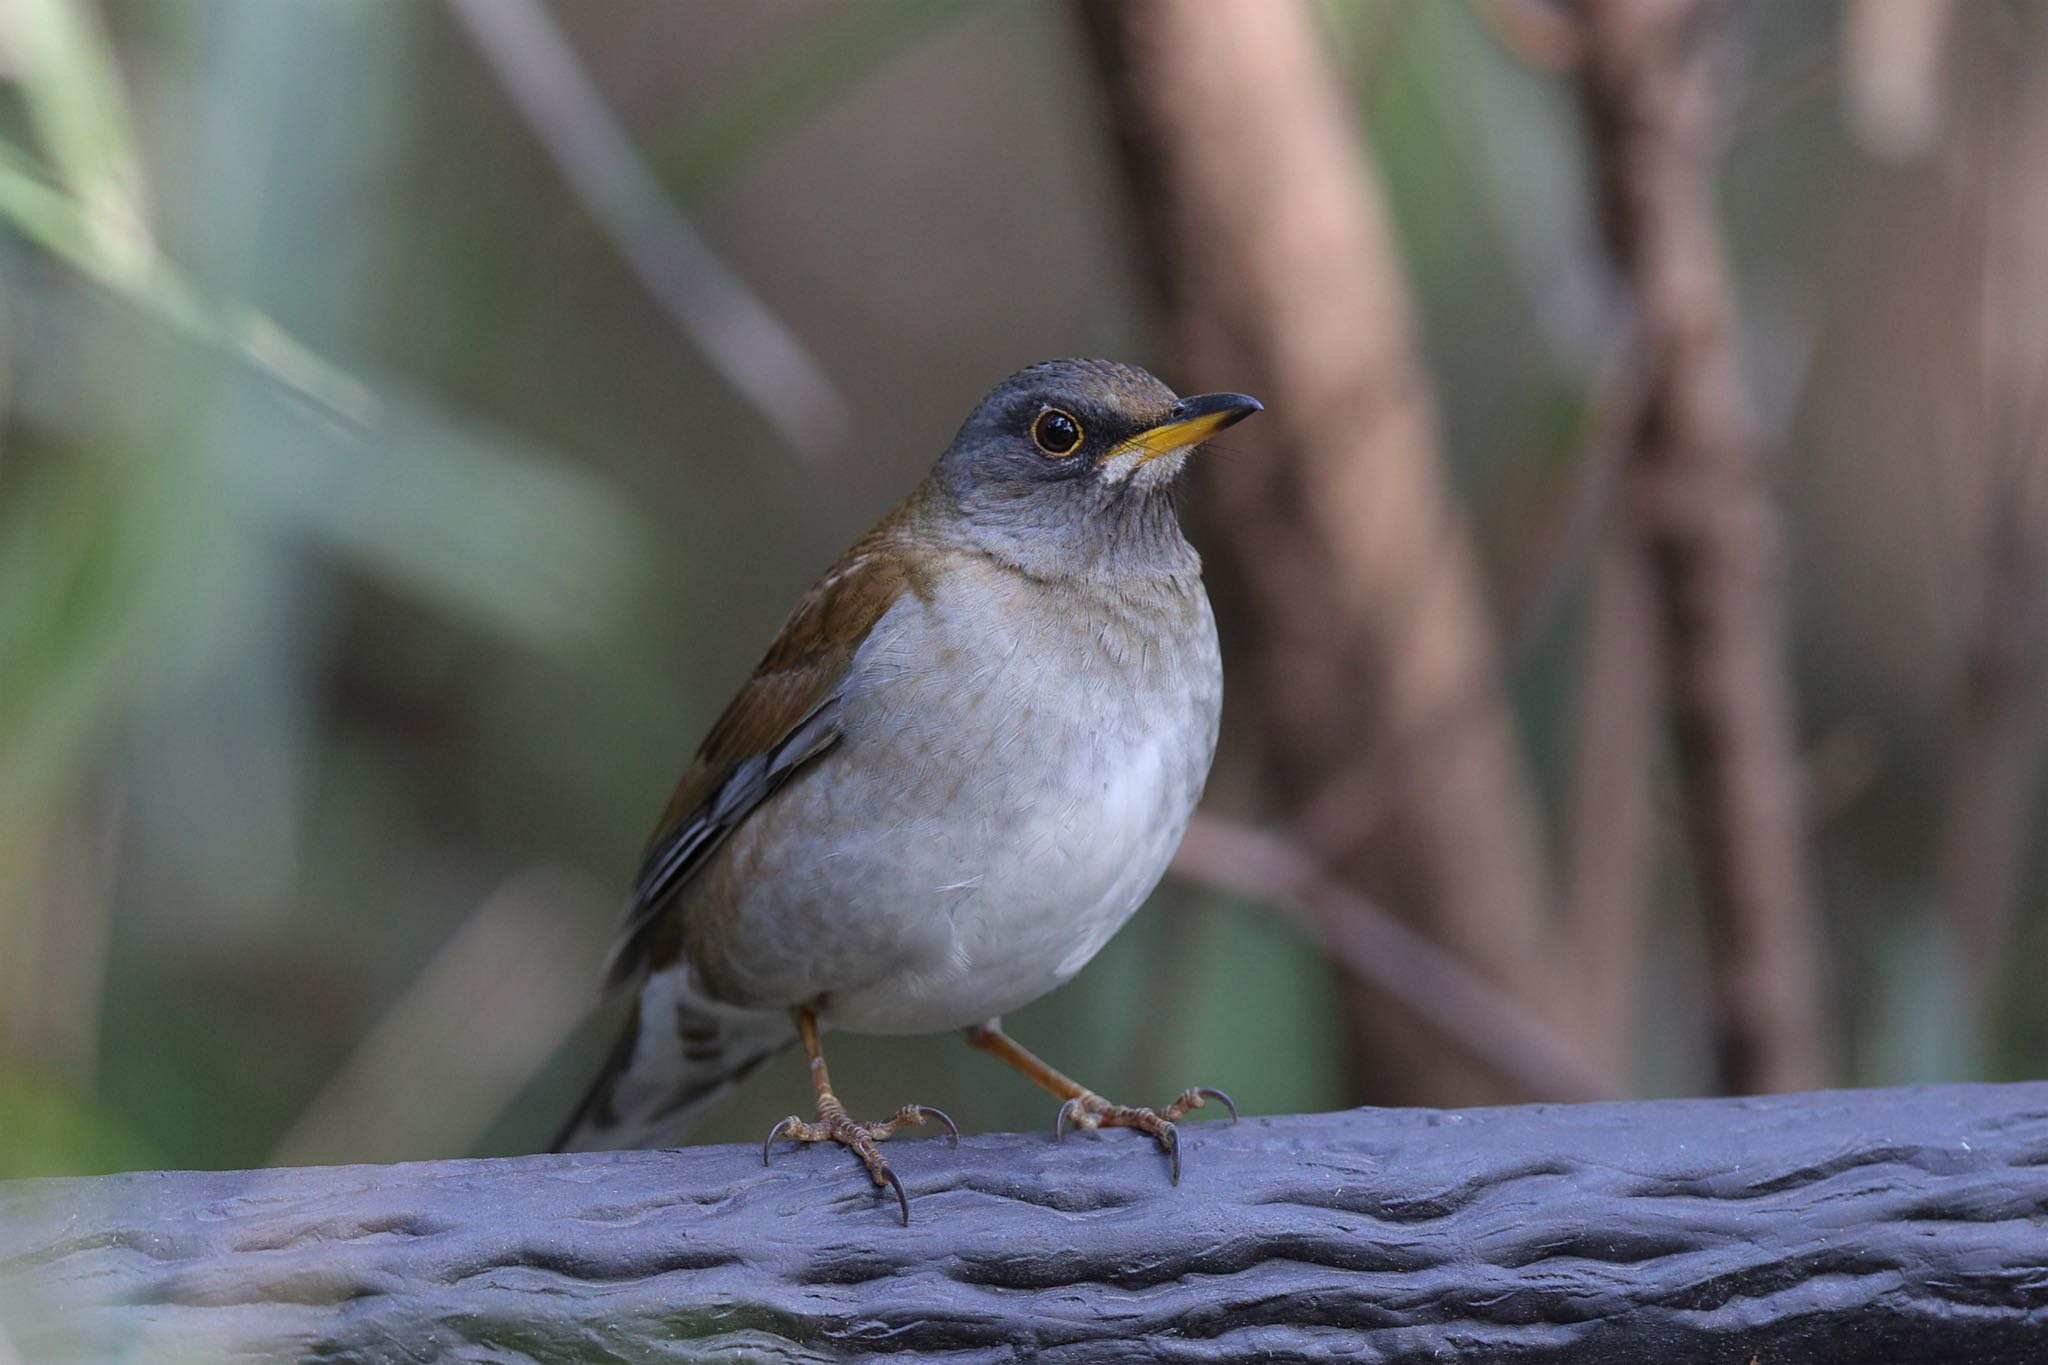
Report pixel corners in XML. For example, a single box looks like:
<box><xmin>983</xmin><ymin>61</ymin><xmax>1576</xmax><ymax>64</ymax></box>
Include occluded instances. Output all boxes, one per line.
<box><xmin>6</xmin><ymin>1086</ymin><xmax>2048</xmax><ymax>1362</ymax></box>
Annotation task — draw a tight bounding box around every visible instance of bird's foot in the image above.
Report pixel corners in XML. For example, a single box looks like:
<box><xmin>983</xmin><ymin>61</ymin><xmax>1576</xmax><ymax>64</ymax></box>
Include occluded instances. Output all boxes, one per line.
<box><xmin>1054</xmin><ymin>1087</ymin><xmax>1238</xmax><ymax>1184</ymax></box>
<box><xmin>762</xmin><ymin>1095</ymin><xmax>958</xmax><ymax>1224</ymax></box>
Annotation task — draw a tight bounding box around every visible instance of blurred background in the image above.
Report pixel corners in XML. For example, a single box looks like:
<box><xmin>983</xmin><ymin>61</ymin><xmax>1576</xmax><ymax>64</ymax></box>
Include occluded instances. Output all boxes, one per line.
<box><xmin>1</xmin><ymin>0</ymin><xmax>2043</xmax><ymax>1182</ymax></box>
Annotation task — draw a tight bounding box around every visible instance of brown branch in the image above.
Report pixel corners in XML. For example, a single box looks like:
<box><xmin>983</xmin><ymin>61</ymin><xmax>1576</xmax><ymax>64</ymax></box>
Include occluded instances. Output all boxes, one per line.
<box><xmin>1573</xmin><ymin>0</ymin><xmax>1829</xmax><ymax>1093</ymax></box>
<box><xmin>1842</xmin><ymin>0</ymin><xmax>1954</xmax><ymax>161</ymax></box>
<box><xmin>1559</xmin><ymin>545</ymin><xmax>1659</xmax><ymax>1077</ymax></box>
<box><xmin>1076</xmin><ymin>0</ymin><xmax>1558</xmax><ymax>1108</ymax></box>
<box><xmin>1172</xmin><ymin>813</ymin><xmax>1618</xmax><ymax>1104</ymax></box>
<box><xmin>1937</xmin><ymin>39</ymin><xmax>2048</xmax><ymax>1015</ymax></box>
<box><xmin>1291</xmin><ymin>331</ymin><xmax>1651</xmax><ymax>868</ymax></box>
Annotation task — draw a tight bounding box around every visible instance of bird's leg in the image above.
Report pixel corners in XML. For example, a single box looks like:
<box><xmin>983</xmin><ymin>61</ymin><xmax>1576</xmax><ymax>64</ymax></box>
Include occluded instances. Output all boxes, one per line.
<box><xmin>963</xmin><ymin>1021</ymin><xmax>1236</xmax><ymax>1184</ymax></box>
<box><xmin>761</xmin><ymin>1007</ymin><xmax>957</xmax><ymax>1224</ymax></box>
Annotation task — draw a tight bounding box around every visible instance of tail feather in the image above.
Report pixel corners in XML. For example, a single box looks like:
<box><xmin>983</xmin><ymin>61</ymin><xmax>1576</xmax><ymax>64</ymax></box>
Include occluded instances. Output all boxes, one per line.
<box><xmin>553</xmin><ymin>967</ymin><xmax>793</xmax><ymax>1152</ymax></box>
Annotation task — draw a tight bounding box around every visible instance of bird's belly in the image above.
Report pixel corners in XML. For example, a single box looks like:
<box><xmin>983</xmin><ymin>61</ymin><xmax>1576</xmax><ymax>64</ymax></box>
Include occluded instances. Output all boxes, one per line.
<box><xmin>680</xmin><ymin>573</ymin><xmax>1219</xmax><ymax>1034</ymax></box>
<box><xmin>823</xmin><ymin>722</ymin><xmax>1197</xmax><ymax>1034</ymax></box>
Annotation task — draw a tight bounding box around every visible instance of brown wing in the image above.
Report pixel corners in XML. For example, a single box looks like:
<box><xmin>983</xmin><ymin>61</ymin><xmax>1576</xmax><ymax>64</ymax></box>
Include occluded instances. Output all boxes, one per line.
<box><xmin>603</xmin><ymin>525</ymin><xmax>927</xmax><ymax>987</ymax></box>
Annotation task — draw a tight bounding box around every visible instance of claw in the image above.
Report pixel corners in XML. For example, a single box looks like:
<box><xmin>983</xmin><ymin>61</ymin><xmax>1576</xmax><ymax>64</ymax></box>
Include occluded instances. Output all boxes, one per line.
<box><xmin>917</xmin><ymin>1104</ymin><xmax>961</xmax><ymax>1147</ymax></box>
<box><xmin>1050</xmin><ymin>1085</ymin><xmax>1236</xmax><ymax>1183</ymax></box>
<box><xmin>762</xmin><ymin>1100</ymin><xmax>949</xmax><ymax>1224</ymax></box>
<box><xmin>1055</xmin><ymin>1096</ymin><xmax>1083</xmax><ymax>1143</ymax></box>
<box><xmin>880</xmin><ymin>1163</ymin><xmax>910</xmax><ymax>1226</ymax></box>
<box><xmin>762</xmin><ymin>1115</ymin><xmax>799</xmax><ymax>1166</ymax></box>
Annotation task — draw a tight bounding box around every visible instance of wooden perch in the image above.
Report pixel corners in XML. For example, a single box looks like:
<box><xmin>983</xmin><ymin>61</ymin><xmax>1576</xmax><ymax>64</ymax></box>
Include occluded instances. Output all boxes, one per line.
<box><xmin>5</xmin><ymin>1083</ymin><xmax>2047</xmax><ymax>1362</ymax></box>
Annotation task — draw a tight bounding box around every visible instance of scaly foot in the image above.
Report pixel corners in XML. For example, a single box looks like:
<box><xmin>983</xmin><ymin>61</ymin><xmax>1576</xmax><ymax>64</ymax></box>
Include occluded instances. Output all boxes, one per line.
<box><xmin>762</xmin><ymin>1094</ymin><xmax>958</xmax><ymax>1224</ymax></box>
<box><xmin>1054</xmin><ymin>1086</ymin><xmax>1238</xmax><ymax>1184</ymax></box>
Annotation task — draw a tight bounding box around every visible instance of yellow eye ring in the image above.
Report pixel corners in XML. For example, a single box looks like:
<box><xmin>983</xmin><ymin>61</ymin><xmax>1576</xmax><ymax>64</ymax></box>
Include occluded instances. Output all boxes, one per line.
<box><xmin>1031</xmin><ymin>408</ymin><xmax>1083</xmax><ymax>458</ymax></box>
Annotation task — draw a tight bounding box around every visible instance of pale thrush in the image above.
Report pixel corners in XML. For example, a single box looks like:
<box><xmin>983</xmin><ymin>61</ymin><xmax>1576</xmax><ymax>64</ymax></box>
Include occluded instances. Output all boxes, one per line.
<box><xmin>555</xmin><ymin>358</ymin><xmax>1262</xmax><ymax>1221</ymax></box>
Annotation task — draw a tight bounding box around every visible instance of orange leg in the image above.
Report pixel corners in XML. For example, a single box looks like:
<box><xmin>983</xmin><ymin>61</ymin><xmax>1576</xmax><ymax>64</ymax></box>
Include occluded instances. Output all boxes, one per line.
<box><xmin>762</xmin><ymin>1008</ymin><xmax>957</xmax><ymax>1224</ymax></box>
<box><xmin>964</xmin><ymin>1021</ymin><xmax>1236</xmax><ymax>1184</ymax></box>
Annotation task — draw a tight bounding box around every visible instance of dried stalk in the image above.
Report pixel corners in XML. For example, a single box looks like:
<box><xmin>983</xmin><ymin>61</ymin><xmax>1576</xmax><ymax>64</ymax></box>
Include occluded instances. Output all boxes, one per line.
<box><xmin>1559</xmin><ymin>545</ymin><xmax>1658</xmax><ymax>1077</ymax></box>
<box><xmin>1937</xmin><ymin>34</ymin><xmax>2048</xmax><ymax>1018</ymax></box>
<box><xmin>1574</xmin><ymin>0</ymin><xmax>1829</xmax><ymax>1092</ymax></box>
<box><xmin>1173</xmin><ymin>814</ymin><xmax>1616</xmax><ymax>1104</ymax></box>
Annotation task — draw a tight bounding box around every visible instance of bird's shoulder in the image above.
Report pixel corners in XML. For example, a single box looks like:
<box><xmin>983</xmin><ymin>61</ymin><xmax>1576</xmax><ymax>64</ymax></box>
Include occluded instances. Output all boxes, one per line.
<box><xmin>690</xmin><ymin>516</ymin><xmax>939</xmax><ymax>786</ymax></box>
<box><xmin>607</xmin><ymin>507</ymin><xmax>943</xmax><ymax>983</ymax></box>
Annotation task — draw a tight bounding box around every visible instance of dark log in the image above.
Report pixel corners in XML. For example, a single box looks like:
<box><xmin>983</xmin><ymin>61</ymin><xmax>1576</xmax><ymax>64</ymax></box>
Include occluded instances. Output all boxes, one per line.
<box><xmin>4</xmin><ymin>1084</ymin><xmax>2047</xmax><ymax>1362</ymax></box>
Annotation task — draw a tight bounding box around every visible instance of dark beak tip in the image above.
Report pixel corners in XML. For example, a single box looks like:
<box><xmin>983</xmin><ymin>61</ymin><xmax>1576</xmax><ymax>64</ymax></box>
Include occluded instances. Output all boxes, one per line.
<box><xmin>1172</xmin><ymin>391</ymin><xmax>1265</xmax><ymax>426</ymax></box>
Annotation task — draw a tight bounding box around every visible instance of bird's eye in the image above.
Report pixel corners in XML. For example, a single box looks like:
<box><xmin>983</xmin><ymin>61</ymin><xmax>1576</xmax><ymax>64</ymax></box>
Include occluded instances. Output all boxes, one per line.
<box><xmin>1031</xmin><ymin>408</ymin><xmax>1083</xmax><ymax>458</ymax></box>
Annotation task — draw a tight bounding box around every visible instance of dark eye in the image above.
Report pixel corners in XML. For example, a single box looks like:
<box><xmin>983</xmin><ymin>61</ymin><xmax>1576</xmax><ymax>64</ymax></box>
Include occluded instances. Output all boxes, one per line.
<box><xmin>1031</xmin><ymin>408</ymin><xmax>1083</xmax><ymax>457</ymax></box>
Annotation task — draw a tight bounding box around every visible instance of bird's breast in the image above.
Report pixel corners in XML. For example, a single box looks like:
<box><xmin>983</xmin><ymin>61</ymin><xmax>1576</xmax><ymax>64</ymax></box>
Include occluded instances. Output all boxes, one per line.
<box><xmin>686</xmin><ymin>554</ymin><xmax>1222</xmax><ymax>1034</ymax></box>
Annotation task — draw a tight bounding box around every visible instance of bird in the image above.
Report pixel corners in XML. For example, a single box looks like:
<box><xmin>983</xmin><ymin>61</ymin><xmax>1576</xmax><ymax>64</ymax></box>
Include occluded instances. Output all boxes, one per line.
<box><xmin>554</xmin><ymin>358</ymin><xmax>1262</xmax><ymax>1222</ymax></box>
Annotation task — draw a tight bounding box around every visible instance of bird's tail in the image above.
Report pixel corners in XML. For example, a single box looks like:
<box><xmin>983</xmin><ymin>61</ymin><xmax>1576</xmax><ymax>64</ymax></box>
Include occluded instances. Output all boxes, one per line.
<box><xmin>552</xmin><ymin>968</ymin><xmax>793</xmax><ymax>1153</ymax></box>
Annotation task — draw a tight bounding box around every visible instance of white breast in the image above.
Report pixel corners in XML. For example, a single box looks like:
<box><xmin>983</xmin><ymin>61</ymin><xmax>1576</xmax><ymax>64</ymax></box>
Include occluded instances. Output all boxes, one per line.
<box><xmin>689</xmin><ymin>554</ymin><xmax>1221</xmax><ymax>1036</ymax></box>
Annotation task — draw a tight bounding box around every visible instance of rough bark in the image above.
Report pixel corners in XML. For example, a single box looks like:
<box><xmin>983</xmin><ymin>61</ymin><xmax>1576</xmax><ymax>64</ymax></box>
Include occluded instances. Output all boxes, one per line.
<box><xmin>1574</xmin><ymin>0</ymin><xmax>1830</xmax><ymax>1092</ymax></box>
<box><xmin>1076</xmin><ymin>0</ymin><xmax>1559</xmax><ymax>1108</ymax></box>
<box><xmin>7</xmin><ymin>1086</ymin><xmax>2048</xmax><ymax>1362</ymax></box>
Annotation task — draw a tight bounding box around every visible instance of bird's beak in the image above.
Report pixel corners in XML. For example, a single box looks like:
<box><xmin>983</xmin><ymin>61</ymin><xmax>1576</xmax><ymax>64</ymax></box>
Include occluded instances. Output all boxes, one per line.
<box><xmin>1103</xmin><ymin>392</ymin><xmax>1264</xmax><ymax>464</ymax></box>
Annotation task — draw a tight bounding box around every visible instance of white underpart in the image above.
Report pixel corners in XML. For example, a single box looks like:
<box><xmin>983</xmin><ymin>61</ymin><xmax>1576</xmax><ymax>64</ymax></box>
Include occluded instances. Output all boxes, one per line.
<box><xmin>677</xmin><ymin>549</ymin><xmax>1223</xmax><ymax>1036</ymax></box>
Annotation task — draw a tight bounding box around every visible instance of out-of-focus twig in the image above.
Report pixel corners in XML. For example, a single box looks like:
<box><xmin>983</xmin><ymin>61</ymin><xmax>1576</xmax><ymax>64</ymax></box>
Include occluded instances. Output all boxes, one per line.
<box><xmin>270</xmin><ymin>865</ymin><xmax>611</xmax><ymax>1166</ymax></box>
<box><xmin>0</xmin><ymin>786</ymin><xmax>119</xmax><ymax>1088</ymax></box>
<box><xmin>1172</xmin><ymin>813</ymin><xmax>1617</xmax><ymax>1103</ymax></box>
<box><xmin>1078</xmin><ymin>0</ymin><xmax>1559</xmax><ymax>1108</ymax></box>
<box><xmin>1473</xmin><ymin>0</ymin><xmax>1584</xmax><ymax>71</ymax></box>
<box><xmin>1937</xmin><ymin>42</ymin><xmax>2048</xmax><ymax>1017</ymax></box>
<box><xmin>1843</xmin><ymin>0</ymin><xmax>1953</xmax><ymax>161</ymax></box>
<box><xmin>1560</xmin><ymin>546</ymin><xmax>1658</xmax><ymax>1077</ymax></box>
<box><xmin>1574</xmin><ymin>0</ymin><xmax>1829</xmax><ymax>1094</ymax></box>
<box><xmin>445</xmin><ymin>0</ymin><xmax>848</xmax><ymax>464</ymax></box>
<box><xmin>1292</xmin><ymin>331</ymin><xmax>1650</xmax><ymax>866</ymax></box>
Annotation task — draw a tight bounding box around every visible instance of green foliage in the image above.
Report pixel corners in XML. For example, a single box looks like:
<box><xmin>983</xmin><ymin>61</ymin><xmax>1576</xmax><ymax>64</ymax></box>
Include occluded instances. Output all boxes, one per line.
<box><xmin>0</xmin><ymin>1067</ymin><xmax>153</xmax><ymax>1178</ymax></box>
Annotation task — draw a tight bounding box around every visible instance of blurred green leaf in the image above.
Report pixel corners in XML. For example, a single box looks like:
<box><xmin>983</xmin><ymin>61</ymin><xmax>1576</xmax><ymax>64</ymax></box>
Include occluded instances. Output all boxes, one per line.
<box><xmin>0</xmin><ymin>1065</ymin><xmax>155</xmax><ymax>1177</ymax></box>
<box><xmin>0</xmin><ymin>0</ymin><xmax>152</xmax><ymax>277</ymax></box>
<box><xmin>219</xmin><ymin>365</ymin><xmax>650</xmax><ymax>656</ymax></box>
<box><xmin>0</xmin><ymin>142</ymin><xmax>374</xmax><ymax>422</ymax></box>
<box><xmin>0</xmin><ymin>147</ymin><xmax>650</xmax><ymax>659</ymax></box>
<box><xmin>0</xmin><ymin>452</ymin><xmax>176</xmax><ymax>815</ymax></box>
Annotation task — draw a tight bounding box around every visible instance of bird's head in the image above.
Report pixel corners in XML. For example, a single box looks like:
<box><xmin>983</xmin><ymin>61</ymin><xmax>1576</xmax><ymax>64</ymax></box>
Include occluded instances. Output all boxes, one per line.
<box><xmin>926</xmin><ymin>358</ymin><xmax>1261</xmax><ymax>580</ymax></box>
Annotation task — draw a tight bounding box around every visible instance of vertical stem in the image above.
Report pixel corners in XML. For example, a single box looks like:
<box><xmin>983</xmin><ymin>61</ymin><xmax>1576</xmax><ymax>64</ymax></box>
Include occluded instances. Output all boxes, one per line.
<box><xmin>1561</xmin><ymin>545</ymin><xmax>1659</xmax><ymax>1079</ymax></box>
<box><xmin>1937</xmin><ymin>41</ymin><xmax>2048</xmax><ymax>1033</ymax></box>
<box><xmin>1574</xmin><ymin>0</ymin><xmax>1829</xmax><ymax>1092</ymax></box>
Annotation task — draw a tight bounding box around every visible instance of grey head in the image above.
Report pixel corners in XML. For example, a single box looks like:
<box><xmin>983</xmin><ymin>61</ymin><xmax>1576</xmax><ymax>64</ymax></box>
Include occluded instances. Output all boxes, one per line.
<box><xmin>921</xmin><ymin>358</ymin><xmax>1261</xmax><ymax>583</ymax></box>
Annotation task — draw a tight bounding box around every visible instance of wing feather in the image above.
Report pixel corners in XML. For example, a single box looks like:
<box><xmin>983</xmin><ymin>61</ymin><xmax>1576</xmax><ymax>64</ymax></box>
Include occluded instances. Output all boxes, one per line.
<box><xmin>603</xmin><ymin>529</ymin><xmax>925</xmax><ymax>987</ymax></box>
